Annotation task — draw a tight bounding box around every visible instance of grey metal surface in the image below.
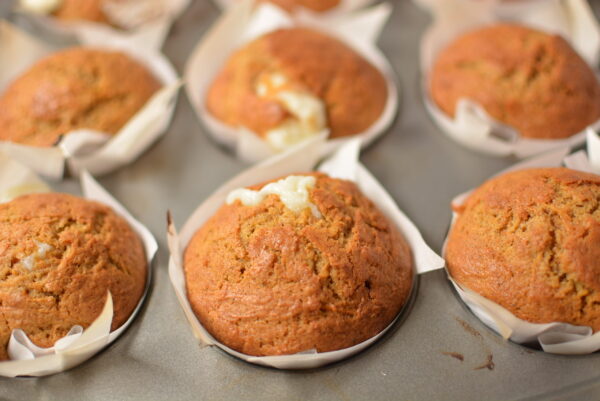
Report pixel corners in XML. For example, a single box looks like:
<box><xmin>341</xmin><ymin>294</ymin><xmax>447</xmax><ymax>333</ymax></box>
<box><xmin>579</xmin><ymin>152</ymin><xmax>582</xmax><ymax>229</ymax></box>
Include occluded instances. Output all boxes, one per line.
<box><xmin>2</xmin><ymin>1</ymin><xmax>600</xmax><ymax>400</ymax></box>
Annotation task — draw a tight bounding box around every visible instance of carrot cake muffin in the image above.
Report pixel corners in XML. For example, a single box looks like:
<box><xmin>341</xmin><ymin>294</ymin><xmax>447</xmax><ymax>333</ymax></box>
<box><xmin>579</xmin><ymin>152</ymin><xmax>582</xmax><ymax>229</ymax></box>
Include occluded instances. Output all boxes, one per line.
<box><xmin>184</xmin><ymin>173</ymin><xmax>413</xmax><ymax>356</ymax></box>
<box><xmin>52</xmin><ymin>0</ymin><xmax>110</xmax><ymax>24</ymax></box>
<box><xmin>256</xmin><ymin>0</ymin><xmax>340</xmax><ymax>12</ymax></box>
<box><xmin>206</xmin><ymin>28</ymin><xmax>388</xmax><ymax>150</ymax></box>
<box><xmin>0</xmin><ymin>47</ymin><xmax>161</xmax><ymax>147</ymax></box>
<box><xmin>446</xmin><ymin>168</ymin><xmax>600</xmax><ymax>329</ymax></box>
<box><xmin>0</xmin><ymin>193</ymin><xmax>147</xmax><ymax>361</ymax></box>
<box><xmin>430</xmin><ymin>24</ymin><xmax>600</xmax><ymax>139</ymax></box>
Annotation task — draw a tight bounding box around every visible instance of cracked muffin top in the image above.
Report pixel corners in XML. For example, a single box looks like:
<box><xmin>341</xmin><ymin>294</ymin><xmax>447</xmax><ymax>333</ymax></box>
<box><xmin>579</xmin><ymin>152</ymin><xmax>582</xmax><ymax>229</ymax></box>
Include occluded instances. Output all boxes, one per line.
<box><xmin>184</xmin><ymin>173</ymin><xmax>413</xmax><ymax>356</ymax></box>
<box><xmin>430</xmin><ymin>24</ymin><xmax>600</xmax><ymax>139</ymax></box>
<box><xmin>206</xmin><ymin>28</ymin><xmax>388</xmax><ymax>150</ymax></box>
<box><xmin>0</xmin><ymin>47</ymin><xmax>161</xmax><ymax>147</ymax></box>
<box><xmin>255</xmin><ymin>0</ymin><xmax>340</xmax><ymax>12</ymax></box>
<box><xmin>0</xmin><ymin>193</ymin><xmax>147</xmax><ymax>361</ymax></box>
<box><xmin>446</xmin><ymin>168</ymin><xmax>600</xmax><ymax>329</ymax></box>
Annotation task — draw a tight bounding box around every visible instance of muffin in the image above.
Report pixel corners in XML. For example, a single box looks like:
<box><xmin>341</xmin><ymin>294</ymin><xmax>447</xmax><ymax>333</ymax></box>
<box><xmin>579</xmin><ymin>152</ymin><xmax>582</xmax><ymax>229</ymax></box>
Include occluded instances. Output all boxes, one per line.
<box><xmin>0</xmin><ymin>193</ymin><xmax>147</xmax><ymax>361</ymax></box>
<box><xmin>256</xmin><ymin>0</ymin><xmax>340</xmax><ymax>12</ymax></box>
<box><xmin>0</xmin><ymin>47</ymin><xmax>161</xmax><ymax>147</ymax></box>
<box><xmin>446</xmin><ymin>168</ymin><xmax>600</xmax><ymax>330</ymax></box>
<box><xmin>52</xmin><ymin>0</ymin><xmax>110</xmax><ymax>24</ymax></box>
<box><xmin>430</xmin><ymin>24</ymin><xmax>600</xmax><ymax>139</ymax></box>
<box><xmin>184</xmin><ymin>173</ymin><xmax>413</xmax><ymax>356</ymax></box>
<box><xmin>206</xmin><ymin>28</ymin><xmax>388</xmax><ymax>151</ymax></box>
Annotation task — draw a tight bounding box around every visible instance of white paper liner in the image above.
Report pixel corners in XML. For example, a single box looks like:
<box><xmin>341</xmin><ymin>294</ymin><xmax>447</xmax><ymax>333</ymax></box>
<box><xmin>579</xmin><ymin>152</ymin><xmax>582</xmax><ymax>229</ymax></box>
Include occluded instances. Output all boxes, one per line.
<box><xmin>14</xmin><ymin>0</ymin><xmax>190</xmax><ymax>51</ymax></box>
<box><xmin>439</xmin><ymin>140</ymin><xmax>600</xmax><ymax>354</ymax></box>
<box><xmin>167</xmin><ymin>136</ymin><xmax>444</xmax><ymax>369</ymax></box>
<box><xmin>214</xmin><ymin>0</ymin><xmax>376</xmax><ymax>16</ymax></box>
<box><xmin>0</xmin><ymin>154</ymin><xmax>158</xmax><ymax>377</ymax></box>
<box><xmin>419</xmin><ymin>0</ymin><xmax>600</xmax><ymax>158</ymax></box>
<box><xmin>563</xmin><ymin>128</ymin><xmax>600</xmax><ymax>173</ymax></box>
<box><xmin>184</xmin><ymin>1</ymin><xmax>399</xmax><ymax>163</ymax></box>
<box><xmin>0</xmin><ymin>21</ymin><xmax>180</xmax><ymax>179</ymax></box>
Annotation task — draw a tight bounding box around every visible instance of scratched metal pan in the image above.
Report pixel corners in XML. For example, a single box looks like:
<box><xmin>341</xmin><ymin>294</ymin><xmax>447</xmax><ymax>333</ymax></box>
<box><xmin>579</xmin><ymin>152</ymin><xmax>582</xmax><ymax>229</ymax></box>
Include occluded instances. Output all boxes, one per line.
<box><xmin>1</xmin><ymin>0</ymin><xmax>600</xmax><ymax>400</ymax></box>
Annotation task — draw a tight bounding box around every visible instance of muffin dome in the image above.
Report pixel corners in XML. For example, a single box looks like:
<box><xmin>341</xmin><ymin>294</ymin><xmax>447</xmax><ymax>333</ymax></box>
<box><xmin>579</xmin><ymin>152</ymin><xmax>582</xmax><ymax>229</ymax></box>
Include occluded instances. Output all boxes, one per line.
<box><xmin>0</xmin><ymin>47</ymin><xmax>161</xmax><ymax>147</ymax></box>
<box><xmin>0</xmin><ymin>193</ymin><xmax>147</xmax><ymax>360</ymax></box>
<box><xmin>446</xmin><ymin>168</ymin><xmax>600</xmax><ymax>329</ymax></box>
<box><xmin>206</xmin><ymin>28</ymin><xmax>388</xmax><ymax>150</ymax></box>
<box><xmin>52</xmin><ymin>0</ymin><xmax>110</xmax><ymax>24</ymax></box>
<box><xmin>184</xmin><ymin>173</ymin><xmax>413</xmax><ymax>356</ymax></box>
<box><xmin>257</xmin><ymin>0</ymin><xmax>340</xmax><ymax>12</ymax></box>
<box><xmin>430</xmin><ymin>24</ymin><xmax>600</xmax><ymax>139</ymax></box>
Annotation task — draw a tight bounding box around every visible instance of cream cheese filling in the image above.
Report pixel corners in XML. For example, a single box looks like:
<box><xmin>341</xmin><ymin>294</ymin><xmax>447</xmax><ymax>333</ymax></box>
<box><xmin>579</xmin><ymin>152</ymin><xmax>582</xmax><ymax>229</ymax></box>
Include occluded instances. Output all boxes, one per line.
<box><xmin>19</xmin><ymin>0</ymin><xmax>62</xmax><ymax>14</ymax></box>
<box><xmin>226</xmin><ymin>175</ymin><xmax>321</xmax><ymax>218</ymax></box>
<box><xmin>21</xmin><ymin>240</ymin><xmax>53</xmax><ymax>270</ymax></box>
<box><xmin>255</xmin><ymin>72</ymin><xmax>327</xmax><ymax>151</ymax></box>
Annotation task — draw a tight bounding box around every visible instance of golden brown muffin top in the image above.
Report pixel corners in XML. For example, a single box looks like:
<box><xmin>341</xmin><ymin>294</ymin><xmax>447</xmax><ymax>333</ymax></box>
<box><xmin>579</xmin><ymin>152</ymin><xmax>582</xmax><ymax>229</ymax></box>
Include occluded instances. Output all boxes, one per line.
<box><xmin>257</xmin><ymin>0</ymin><xmax>340</xmax><ymax>12</ymax></box>
<box><xmin>0</xmin><ymin>47</ymin><xmax>161</xmax><ymax>147</ymax></box>
<box><xmin>0</xmin><ymin>193</ymin><xmax>147</xmax><ymax>360</ymax></box>
<box><xmin>52</xmin><ymin>0</ymin><xmax>109</xmax><ymax>24</ymax></box>
<box><xmin>184</xmin><ymin>173</ymin><xmax>413</xmax><ymax>356</ymax></box>
<box><xmin>430</xmin><ymin>24</ymin><xmax>600</xmax><ymax>139</ymax></box>
<box><xmin>446</xmin><ymin>167</ymin><xmax>600</xmax><ymax>329</ymax></box>
<box><xmin>206</xmin><ymin>27</ymin><xmax>388</xmax><ymax>140</ymax></box>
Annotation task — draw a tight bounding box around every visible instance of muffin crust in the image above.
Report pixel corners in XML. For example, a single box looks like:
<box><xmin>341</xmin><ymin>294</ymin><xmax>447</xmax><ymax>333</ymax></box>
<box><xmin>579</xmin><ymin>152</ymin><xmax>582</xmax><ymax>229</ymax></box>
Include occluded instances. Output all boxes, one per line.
<box><xmin>446</xmin><ymin>168</ymin><xmax>600</xmax><ymax>329</ymax></box>
<box><xmin>0</xmin><ymin>47</ymin><xmax>161</xmax><ymax>147</ymax></box>
<box><xmin>430</xmin><ymin>24</ymin><xmax>600</xmax><ymax>139</ymax></box>
<box><xmin>53</xmin><ymin>0</ymin><xmax>109</xmax><ymax>24</ymax></box>
<box><xmin>0</xmin><ymin>193</ymin><xmax>147</xmax><ymax>360</ymax></box>
<box><xmin>206</xmin><ymin>28</ymin><xmax>388</xmax><ymax>141</ymax></box>
<box><xmin>257</xmin><ymin>0</ymin><xmax>340</xmax><ymax>12</ymax></box>
<box><xmin>184</xmin><ymin>173</ymin><xmax>413</xmax><ymax>356</ymax></box>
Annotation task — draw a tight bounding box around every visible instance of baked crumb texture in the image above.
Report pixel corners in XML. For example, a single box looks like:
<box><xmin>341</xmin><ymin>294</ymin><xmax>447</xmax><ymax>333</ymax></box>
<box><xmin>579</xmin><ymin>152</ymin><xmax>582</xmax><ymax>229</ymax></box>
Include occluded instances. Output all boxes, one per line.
<box><xmin>0</xmin><ymin>47</ymin><xmax>161</xmax><ymax>147</ymax></box>
<box><xmin>206</xmin><ymin>28</ymin><xmax>388</xmax><ymax>140</ymax></box>
<box><xmin>446</xmin><ymin>168</ymin><xmax>600</xmax><ymax>330</ymax></box>
<box><xmin>430</xmin><ymin>24</ymin><xmax>600</xmax><ymax>139</ymax></box>
<box><xmin>184</xmin><ymin>173</ymin><xmax>413</xmax><ymax>356</ymax></box>
<box><xmin>0</xmin><ymin>193</ymin><xmax>147</xmax><ymax>361</ymax></box>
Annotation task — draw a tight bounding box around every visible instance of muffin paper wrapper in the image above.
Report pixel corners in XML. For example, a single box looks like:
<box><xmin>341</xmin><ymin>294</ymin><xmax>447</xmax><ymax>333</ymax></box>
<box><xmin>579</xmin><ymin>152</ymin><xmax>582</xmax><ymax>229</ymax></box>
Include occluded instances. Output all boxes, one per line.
<box><xmin>440</xmin><ymin>136</ymin><xmax>600</xmax><ymax>355</ymax></box>
<box><xmin>0</xmin><ymin>155</ymin><xmax>157</xmax><ymax>377</ymax></box>
<box><xmin>184</xmin><ymin>0</ymin><xmax>399</xmax><ymax>163</ymax></box>
<box><xmin>14</xmin><ymin>0</ymin><xmax>190</xmax><ymax>51</ymax></box>
<box><xmin>167</xmin><ymin>136</ymin><xmax>444</xmax><ymax>369</ymax></box>
<box><xmin>213</xmin><ymin>0</ymin><xmax>376</xmax><ymax>15</ymax></box>
<box><xmin>0</xmin><ymin>21</ymin><xmax>180</xmax><ymax>179</ymax></box>
<box><xmin>419</xmin><ymin>0</ymin><xmax>600</xmax><ymax>158</ymax></box>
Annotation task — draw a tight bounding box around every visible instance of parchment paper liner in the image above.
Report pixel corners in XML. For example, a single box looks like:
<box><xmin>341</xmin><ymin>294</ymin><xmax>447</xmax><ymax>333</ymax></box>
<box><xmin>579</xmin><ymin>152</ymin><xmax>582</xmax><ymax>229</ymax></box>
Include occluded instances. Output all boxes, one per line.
<box><xmin>0</xmin><ymin>154</ymin><xmax>157</xmax><ymax>377</ymax></box>
<box><xmin>0</xmin><ymin>21</ymin><xmax>180</xmax><ymax>179</ymax></box>
<box><xmin>167</xmin><ymin>136</ymin><xmax>444</xmax><ymax>369</ymax></box>
<box><xmin>184</xmin><ymin>1</ymin><xmax>399</xmax><ymax>163</ymax></box>
<box><xmin>419</xmin><ymin>0</ymin><xmax>600</xmax><ymax>158</ymax></box>
<box><xmin>13</xmin><ymin>0</ymin><xmax>190</xmax><ymax>51</ymax></box>
<box><xmin>434</xmin><ymin>134</ymin><xmax>600</xmax><ymax>355</ymax></box>
<box><xmin>213</xmin><ymin>0</ymin><xmax>375</xmax><ymax>16</ymax></box>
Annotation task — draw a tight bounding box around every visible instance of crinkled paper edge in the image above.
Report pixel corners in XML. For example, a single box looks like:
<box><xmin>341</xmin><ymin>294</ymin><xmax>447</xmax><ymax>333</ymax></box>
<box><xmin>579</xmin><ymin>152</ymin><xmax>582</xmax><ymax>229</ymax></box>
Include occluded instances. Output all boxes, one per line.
<box><xmin>442</xmin><ymin>139</ymin><xmax>600</xmax><ymax>355</ymax></box>
<box><xmin>419</xmin><ymin>0</ymin><xmax>600</xmax><ymax>158</ymax></box>
<box><xmin>13</xmin><ymin>0</ymin><xmax>190</xmax><ymax>51</ymax></box>
<box><xmin>167</xmin><ymin>136</ymin><xmax>444</xmax><ymax>369</ymax></box>
<box><xmin>184</xmin><ymin>0</ymin><xmax>399</xmax><ymax>163</ymax></box>
<box><xmin>0</xmin><ymin>155</ymin><xmax>157</xmax><ymax>377</ymax></box>
<box><xmin>0</xmin><ymin>21</ymin><xmax>180</xmax><ymax>179</ymax></box>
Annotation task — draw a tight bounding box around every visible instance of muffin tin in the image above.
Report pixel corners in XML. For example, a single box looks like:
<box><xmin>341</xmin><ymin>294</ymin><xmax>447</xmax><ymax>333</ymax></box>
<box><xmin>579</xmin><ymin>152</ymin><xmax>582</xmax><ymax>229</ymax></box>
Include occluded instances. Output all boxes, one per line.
<box><xmin>2</xmin><ymin>0</ymin><xmax>600</xmax><ymax>400</ymax></box>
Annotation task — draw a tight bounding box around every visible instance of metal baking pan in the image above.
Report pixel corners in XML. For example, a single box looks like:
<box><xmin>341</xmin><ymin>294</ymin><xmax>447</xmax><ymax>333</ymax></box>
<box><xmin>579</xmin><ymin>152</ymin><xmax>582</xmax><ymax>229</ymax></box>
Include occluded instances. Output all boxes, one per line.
<box><xmin>2</xmin><ymin>0</ymin><xmax>600</xmax><ymax>399</ymax></box>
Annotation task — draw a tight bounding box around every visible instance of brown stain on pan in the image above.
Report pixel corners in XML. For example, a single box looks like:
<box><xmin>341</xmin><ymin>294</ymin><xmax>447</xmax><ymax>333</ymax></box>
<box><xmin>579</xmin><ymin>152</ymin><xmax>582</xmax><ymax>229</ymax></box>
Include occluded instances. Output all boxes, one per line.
<box><xmin>441</xmin><ymin>351</ymin><xmax>464</xmax><ymax>362</ymax></box>
<box><xmin>455</xmin><ymin>317</ymin><xmax>482</xmax><ymax>339</ymax></box>
<box><xmin>454</xmin><ymin>316</ymin><xmax>496</xmax><ymax>371</ymax></box>
<box><xmin>474</xmin><ymin>354</ymin><xmax>495</xmax><ymax>371</ymax></box>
